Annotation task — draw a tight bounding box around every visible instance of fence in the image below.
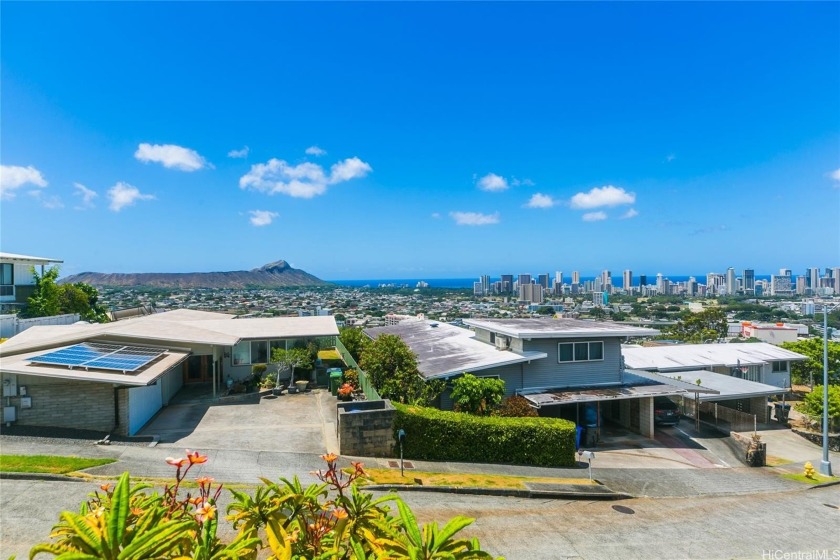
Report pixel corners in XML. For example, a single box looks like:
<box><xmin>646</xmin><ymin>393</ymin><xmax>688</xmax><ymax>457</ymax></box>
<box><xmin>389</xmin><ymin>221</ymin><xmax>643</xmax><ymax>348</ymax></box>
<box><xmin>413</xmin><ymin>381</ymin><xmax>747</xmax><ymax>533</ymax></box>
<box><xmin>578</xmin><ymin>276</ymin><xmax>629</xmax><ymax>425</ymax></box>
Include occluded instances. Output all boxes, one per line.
<box><xmin>0</xmin><ymin>313</ymin><xmax>81</xmax><ymax>338</ymax></box>
<box><xmin>678</xmin><ymin>397</ymin><xmax>758</xmax><ymax>433</ymax></box>
<box><xmin>335</xmin><ymin>338</ymin><xmax>382</xmax><ymax>401</ymax></box>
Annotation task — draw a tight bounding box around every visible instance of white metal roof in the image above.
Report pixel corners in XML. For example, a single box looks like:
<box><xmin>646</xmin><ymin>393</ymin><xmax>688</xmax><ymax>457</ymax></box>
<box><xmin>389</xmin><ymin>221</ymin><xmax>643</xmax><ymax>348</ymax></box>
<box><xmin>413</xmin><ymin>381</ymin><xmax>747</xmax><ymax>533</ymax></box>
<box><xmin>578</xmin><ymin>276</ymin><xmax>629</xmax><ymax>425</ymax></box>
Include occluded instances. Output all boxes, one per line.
<box><xmin>463</xmin><ymin>318</ymin><xmax>660</xmax><ymax>339</ymax></box>
<box><xmin>0</xmin><ymin>252</ymin><xmax>63</xmax><ymax>265</ymax></box>
<box><xmin>0</xmin><ymin>310</ymin><xmax>339</xmax><ymax>357</ymax></box>
<box><xmin>365</xmin><ymin>320</ymin><xmax>546</xmax><ymax>379</ymax></box>
<box><xmin>653</xmin><ymin>369</ymin><xmax>789</xmax><ymax>400</ymax></box>
<box><xmin>621</xmin><ymin>342</ymin><xmax>806</xmax><ymax>372</ymax></box>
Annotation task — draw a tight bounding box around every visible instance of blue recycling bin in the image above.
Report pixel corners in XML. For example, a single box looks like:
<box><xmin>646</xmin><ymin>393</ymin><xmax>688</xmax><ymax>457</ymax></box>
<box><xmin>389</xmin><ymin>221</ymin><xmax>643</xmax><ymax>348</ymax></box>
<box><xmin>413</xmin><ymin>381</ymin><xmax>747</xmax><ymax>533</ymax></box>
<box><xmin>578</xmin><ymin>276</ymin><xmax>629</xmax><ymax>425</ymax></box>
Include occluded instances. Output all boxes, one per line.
<box><xmin>575</xmin><ymin>426</ymin><xmax>584</xmax><ymax>450</ymax></box>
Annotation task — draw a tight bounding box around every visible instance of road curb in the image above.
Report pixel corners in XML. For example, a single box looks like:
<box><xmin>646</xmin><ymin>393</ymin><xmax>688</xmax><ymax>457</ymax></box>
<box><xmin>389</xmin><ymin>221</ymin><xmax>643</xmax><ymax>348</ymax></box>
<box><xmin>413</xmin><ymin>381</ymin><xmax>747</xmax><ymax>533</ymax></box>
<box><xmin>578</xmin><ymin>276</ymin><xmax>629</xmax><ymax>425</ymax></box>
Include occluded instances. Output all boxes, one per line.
<box><xmin>807</xmin><ymin>479</ymin><xmax>840</xmax><ymax>490</ymax></box>
<box><xmin>0</xmin><ymin>472</ymin><xmax>90</xmax><ymax>482</ymax></box>
<box><xmin>363</xmin><ymin>484</ymin><xmax>631</xmax><ymax>500</ymax></box>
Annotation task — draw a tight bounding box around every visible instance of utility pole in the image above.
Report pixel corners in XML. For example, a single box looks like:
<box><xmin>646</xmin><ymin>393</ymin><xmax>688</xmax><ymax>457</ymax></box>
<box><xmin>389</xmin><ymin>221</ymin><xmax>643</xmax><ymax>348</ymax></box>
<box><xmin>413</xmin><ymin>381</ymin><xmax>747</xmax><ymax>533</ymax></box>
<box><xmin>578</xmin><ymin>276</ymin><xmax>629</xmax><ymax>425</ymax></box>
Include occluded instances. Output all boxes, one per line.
<box><xmin>819</xmin><ymin>305</ymin><xmax>832</xmax><ymax>476</ymax></box>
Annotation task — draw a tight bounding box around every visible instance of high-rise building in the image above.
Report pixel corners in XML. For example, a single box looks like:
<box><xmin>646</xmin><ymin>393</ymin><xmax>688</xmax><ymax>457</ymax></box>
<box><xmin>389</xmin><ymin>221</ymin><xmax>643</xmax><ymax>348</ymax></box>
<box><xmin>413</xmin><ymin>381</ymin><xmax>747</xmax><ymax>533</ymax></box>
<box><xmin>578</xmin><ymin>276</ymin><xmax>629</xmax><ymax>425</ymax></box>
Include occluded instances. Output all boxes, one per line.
<box><xmin>600</xmin><ymin>270</ymin><xmax>611</xmax><ymax>289</ymax></box>
<box><xmin>796</xmin><ymin>276</ymin><xmax>808</xmax><ymax>295</ymax></box>
<box><xmin>519</xmin><ymin>283</ymin><xmax>543</xmax><ymax>304</ymax></box>
<box><xmin>639</xmin><ymin>274</ymin><xmax>647</xmax><ymax>287</ymax></box>
<box><xmin>572</xmin><ymin>271</ymin><xmax>580</xmax><ymax>285</ymax></box>
<box><xmin>687</xmin><ymin>276</ymin><xmax>697</xmax><ymax>296</ymax></box>
<box><xmin>726</xmin><ymin>267</ymin><xmax>736</xmax><ymax>295</ymax></box>
<box><xmin>808</xmin><ymin>267</ymin><xmax>820</xmax><ymax>293</ymax></box>
<box><xmin>743</xmin><ymin>269</ymin><xmax>755</xmax><ymax>294</ymax></box>
<box><xmin>538</xmin><ymin>274</ymin><xmax>550</xmax><ymax>290</ymax></box>
<box><xmin>770</xmin><ymin>275</ymin><xmax>793</xmax><ymax>296</ymax></box>
<box><xmin>622</xmin><ymin>270</ymin><xmax>632</xmax><ymax>291</ymax></box>
<box><xmin>518</xmin><ymin>273</ymin><xmax>532</xmax><ymax>287</ymax></box>
<box><xmin>500</xmin><ymin>274</ymin><xmax>513</xmax><ymax>294</ymax></box>
<box><xmin>555</xmin><ymin>271</ymin><xmax>563</xmax><ymax>286</ymax></box>
<box><xmin>480</xmin><ymin>275</ymin><xmax>490</xmax><ymax>295</ymax></box>
<box><xmin>656</xmin><ymin>273</ymin><xmax>664</xmax><ymax>294</ymax></box>
<box><xmin>780</xmin><ymin>268</ymin><xmax>792</xmax><ymax>276</ymax></box>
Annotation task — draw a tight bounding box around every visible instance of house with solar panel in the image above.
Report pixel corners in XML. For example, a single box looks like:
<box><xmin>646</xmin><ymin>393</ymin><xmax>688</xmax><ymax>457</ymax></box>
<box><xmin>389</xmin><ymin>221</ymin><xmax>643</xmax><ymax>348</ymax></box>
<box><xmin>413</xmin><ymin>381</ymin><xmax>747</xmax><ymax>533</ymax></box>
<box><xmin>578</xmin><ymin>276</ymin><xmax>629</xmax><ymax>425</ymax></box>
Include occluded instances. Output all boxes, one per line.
<box><xmin>0</xmin><ymin>309</ymin><xmax>338</xmax><ymax>435</ymax></box>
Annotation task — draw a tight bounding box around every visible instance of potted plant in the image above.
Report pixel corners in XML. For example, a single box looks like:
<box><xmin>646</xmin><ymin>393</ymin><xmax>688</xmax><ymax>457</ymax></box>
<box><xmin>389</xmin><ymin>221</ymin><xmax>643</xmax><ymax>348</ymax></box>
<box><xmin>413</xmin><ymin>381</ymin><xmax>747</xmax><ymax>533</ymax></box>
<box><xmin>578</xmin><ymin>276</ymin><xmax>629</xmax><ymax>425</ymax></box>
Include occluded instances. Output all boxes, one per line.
<box><xmin>337</xmin><ymin>383</ymin><xmax>354</xmax><ymax>402</ymax></box>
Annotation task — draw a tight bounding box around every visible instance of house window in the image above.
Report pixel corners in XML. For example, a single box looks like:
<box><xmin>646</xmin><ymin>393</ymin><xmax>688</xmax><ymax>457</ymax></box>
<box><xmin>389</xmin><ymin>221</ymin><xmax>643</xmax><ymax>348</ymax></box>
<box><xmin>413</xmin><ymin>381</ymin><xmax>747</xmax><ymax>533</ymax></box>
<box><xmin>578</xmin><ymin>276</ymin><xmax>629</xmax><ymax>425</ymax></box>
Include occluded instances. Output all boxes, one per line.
<box><xmin>772</xmin><ymin>361</ymin><xmax>787</xmax><ymax>372</ymax></box>
<box><xmin>251</xmin><ymin>341</ymin><xmax>268</xmax><ymax>364</ymax></box>
<box><xmin>558</xmin><ymin>341</ymin><xmax>604</xmax><ymax>363</ymax></box>
<box><xmin>232</xmin><ymin>341</ymin><xmax>251</xmax><ymax>365</ymax></box>
<box><xmin>0</xmin><ymin>264</ymin><xmax>12</xmax><ymax>297</ymax></box>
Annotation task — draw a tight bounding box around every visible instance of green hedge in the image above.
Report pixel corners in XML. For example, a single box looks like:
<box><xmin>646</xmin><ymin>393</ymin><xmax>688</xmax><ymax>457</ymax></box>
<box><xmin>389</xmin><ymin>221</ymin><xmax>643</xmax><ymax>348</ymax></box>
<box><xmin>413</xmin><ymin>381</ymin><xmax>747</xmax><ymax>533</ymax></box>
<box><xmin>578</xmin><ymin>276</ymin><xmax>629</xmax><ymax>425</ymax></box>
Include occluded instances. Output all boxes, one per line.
<box><xmin>393</xmin><ymin>404</ymin><xmax>576</xmax><ymax>467</ymax></box>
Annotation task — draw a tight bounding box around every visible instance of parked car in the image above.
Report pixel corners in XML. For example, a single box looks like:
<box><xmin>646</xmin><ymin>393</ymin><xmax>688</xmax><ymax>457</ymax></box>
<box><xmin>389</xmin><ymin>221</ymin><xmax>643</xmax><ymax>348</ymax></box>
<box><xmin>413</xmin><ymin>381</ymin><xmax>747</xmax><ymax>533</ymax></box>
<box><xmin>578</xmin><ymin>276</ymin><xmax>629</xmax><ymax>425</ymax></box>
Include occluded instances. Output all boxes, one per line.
<box><xmin>653</xmin><ymin>396</ymin><xmax>680</xmax><ymax>426</ymax></box>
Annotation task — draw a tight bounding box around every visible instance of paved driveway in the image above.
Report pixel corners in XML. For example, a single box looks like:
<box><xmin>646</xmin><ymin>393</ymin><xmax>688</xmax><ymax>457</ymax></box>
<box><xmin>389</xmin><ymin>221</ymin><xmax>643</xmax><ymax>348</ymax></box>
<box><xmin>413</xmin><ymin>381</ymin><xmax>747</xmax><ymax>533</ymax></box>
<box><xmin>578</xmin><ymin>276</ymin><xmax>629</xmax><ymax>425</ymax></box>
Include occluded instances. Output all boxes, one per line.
<box><xmin>138</xmin><ymin>389</ymin><xmax>338</xmax><ymax>454</ymax></box>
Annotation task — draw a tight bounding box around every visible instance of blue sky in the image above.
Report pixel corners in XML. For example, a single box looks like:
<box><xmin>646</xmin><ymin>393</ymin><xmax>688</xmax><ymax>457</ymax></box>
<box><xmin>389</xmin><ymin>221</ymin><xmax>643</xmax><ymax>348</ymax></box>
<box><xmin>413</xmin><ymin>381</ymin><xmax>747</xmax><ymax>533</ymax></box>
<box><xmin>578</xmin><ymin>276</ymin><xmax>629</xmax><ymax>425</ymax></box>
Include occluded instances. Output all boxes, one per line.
<box><xmin>2</xmin><ymin>2</ymin><xmax>838</xmax><ymax>280</ymax></box>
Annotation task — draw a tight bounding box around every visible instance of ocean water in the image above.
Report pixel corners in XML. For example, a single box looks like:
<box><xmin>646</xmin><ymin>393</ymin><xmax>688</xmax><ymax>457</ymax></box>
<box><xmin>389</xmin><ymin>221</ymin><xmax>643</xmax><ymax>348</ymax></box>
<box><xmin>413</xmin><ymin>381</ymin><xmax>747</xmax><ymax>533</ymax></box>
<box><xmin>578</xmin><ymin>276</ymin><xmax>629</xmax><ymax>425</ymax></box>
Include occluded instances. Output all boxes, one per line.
<box><xmin>330</xmin><ymin>275</ymin><xmax>773</xmax><ymax>289</ymax></box>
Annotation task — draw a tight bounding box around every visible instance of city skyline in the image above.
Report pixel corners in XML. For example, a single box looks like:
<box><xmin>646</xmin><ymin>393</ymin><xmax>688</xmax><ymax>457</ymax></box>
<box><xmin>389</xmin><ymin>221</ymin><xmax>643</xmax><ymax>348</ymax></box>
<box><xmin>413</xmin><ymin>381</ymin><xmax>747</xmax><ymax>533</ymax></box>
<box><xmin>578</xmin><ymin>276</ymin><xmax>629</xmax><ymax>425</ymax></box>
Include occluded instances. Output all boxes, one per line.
<box><xmin>1</xmin><ymin>2</ymin><xmax>839</xmax><ymax>279</ymax></box>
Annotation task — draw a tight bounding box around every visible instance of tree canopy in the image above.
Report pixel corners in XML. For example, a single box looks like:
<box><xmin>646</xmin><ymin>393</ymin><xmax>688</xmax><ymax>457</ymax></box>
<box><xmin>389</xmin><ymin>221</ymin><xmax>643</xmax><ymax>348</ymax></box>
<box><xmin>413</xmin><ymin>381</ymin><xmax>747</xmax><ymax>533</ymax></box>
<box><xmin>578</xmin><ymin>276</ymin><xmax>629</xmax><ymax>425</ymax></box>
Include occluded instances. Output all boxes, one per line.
<box><xmin>25</xmin><ymin>266</ymin><xmax>109</xmax><ymax>323</ymax></box>
<box><xmin>359</xmin><ymin>333</ymin><xmax>442</xmax><ymax>405</ymax></box>
<box><xmin>780</xmin><ymin>338</ymin><xmax>840</xmax><ymax>386</ymax></box>
<box><xmin>450</xmin><ymin>373</ymin><xmax>505</xmax><ymax>415</ymax></box>
<box><xmin>339</xmin><ymin>327</ymin><xmax>370</xmax><ymax>364</ymax></box>
<box><xmin>665</xmin><ymin>307</ymin><xmax>727</xmax><ymax>343</ymax></box>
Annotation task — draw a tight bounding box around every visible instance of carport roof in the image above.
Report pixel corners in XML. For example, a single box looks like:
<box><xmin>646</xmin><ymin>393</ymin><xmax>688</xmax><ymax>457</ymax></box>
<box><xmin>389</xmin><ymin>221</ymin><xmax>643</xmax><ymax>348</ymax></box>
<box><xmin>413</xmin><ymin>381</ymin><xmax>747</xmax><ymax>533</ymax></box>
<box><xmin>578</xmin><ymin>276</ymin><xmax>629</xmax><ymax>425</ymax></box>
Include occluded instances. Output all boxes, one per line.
<box><xmin>0</xmin><ymin>345</ymin><xmax>190</xmax><ymax>386</ymax></box>
<box><xmin>621</xmin><ymin>342</ymin><xmax>806</xmax><ymax>372</ymax></box>
<box><xmin>653</xmin><ymin>369</ymin><xmax>789</xmax><ymax>401</ymax></box>
<box><xmin>519</xmin><ymin>371</ymin><xmax>719</xmax><ymax>408</ymax></box>
<box><xmin>364</xmin><ymin>320</ymin><xmax>546</xmax><ymax>379</ymax></box>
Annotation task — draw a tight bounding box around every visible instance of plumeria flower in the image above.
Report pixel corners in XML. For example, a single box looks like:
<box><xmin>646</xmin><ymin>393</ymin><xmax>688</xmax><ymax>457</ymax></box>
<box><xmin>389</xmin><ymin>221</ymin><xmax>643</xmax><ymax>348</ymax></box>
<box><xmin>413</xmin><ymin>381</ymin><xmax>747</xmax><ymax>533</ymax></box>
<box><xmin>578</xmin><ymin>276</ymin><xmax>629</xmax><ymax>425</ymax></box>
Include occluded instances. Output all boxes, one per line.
<box><xmin>186</xmin><ymin>450</ymin><xmax>208</xmax><ymax>464</ymax></box>
<box><xmin>195</xmin><ymin>476</ymin><xmax>214</xmax><ymax>486</ymax></box>
<box><xmin>194</xmin><ymin>502</ymin><xmax>216</xmax><ymax>522</ymax></box>
<box><xmin>332</xmin><ymin>509</ymin><xmax>349</xmax><ymax>520</ymax></box>
<box><xmin>321</xmin><ymin>453</ymin><xmax>338</xmax><ymax>463</ymax></box>
<box><xmin>99</xmin><ymin>483</ymin><xmax>112</xmax><ymax>492</ymax></box>
<box><xmin>166</xmin><ymin>457</ymin><xmax>188</xmax><ymax>468</ymax></box>
<box><xmin>130</xmin><ymin>507</ymin><xmax>144</xmax><ymax>516</ymax></box>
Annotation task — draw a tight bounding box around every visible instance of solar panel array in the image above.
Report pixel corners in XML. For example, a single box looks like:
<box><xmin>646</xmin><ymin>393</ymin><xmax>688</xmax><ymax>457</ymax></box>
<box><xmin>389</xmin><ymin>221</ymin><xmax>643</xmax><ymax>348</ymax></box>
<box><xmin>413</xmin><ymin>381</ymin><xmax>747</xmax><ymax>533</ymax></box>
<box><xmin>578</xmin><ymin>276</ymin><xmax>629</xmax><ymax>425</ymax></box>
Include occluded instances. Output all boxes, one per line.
<box><xmin>30</xmin><ymin>342</ymin><xmax>168</xmax><ymax>374</ymax></box>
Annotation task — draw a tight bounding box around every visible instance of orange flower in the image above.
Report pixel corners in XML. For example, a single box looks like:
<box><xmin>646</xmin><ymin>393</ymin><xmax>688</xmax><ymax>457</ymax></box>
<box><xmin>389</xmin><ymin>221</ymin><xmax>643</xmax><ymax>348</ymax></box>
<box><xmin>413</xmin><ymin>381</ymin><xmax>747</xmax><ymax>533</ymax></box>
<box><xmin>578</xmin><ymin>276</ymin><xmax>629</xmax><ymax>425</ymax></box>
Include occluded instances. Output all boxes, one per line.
<box><xmin>321</xmin><ymin>453</ymin><xmax>338</xmax><ymax>463</ymax></box>
<box><xmin>99</xmin><ymin>483</ymin><xmax>112</xmax><ymax>492</ymax></box>
<box><xmin>332</xmin><ymin>508</ymin><xmax>348</xmax><ymax>520</ymax></box>
<box><xmin>189</xmin><ymin>496</ymin><xmax>204</xmax><ymax>505</ymax></box>
<box><xmin>186</xmin><ymin>450</ymin><xmax>208</xmax><ymax>464</ymax></box>
<box><xmin>194</xmin><ymin>502</ymin><xmax>216</xmax><ymax>522</ymax></box>
<box><xmin>195</xmin><ymin>476</ymin><xmax>214</xmax><ymax>486</ymax></box>
<box><xmin>166</xmin><ymin>457</ymin><xmax>188</xmax><ymax>468</ymax></box>
<box><xmin>130</xmin><ymin>507</ymin><xmax>144</xmax><ymax>516</ymax></box>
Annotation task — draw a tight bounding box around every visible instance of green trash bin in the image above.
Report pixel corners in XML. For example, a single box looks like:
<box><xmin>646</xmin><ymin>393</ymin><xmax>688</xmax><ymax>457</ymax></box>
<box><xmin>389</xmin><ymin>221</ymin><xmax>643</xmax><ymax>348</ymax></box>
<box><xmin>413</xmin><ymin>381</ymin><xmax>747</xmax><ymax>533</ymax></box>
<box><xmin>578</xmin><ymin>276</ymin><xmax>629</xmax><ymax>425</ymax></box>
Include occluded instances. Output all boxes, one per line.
<box><xmin>329</xmin><ymin>369</ymin><xmax>343</xmax><ymax>396</ymax></box>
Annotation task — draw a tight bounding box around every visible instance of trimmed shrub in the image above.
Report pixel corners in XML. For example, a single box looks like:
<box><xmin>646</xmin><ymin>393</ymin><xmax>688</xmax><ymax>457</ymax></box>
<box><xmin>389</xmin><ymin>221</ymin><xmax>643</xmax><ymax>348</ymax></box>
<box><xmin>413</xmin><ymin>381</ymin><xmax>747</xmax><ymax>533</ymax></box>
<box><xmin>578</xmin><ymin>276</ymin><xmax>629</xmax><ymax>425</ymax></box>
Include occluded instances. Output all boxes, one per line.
<box><xmin>496</xmin><ymin>395</ymin><xmax>539</xmax><ymax>418</ymax></box>
<box><xmin>393</xmin><ymin>404</ymin><xmax>576</xmax><ymax>467</ymax></box>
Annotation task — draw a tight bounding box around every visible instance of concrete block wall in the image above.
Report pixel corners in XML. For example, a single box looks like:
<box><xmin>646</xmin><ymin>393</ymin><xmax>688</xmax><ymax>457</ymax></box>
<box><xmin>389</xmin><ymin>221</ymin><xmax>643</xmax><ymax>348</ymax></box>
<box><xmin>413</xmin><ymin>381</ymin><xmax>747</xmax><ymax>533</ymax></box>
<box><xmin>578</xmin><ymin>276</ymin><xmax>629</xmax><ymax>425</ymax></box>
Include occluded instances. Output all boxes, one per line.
<box><xmin>337</xmin><ymin>400</ymin><xmax>396</xmax><ymax>457</ymax></box>
<box><xmin>0</xmin><ymin>374</ymin><xmax>118</xmax><ymax>434</ymax></box>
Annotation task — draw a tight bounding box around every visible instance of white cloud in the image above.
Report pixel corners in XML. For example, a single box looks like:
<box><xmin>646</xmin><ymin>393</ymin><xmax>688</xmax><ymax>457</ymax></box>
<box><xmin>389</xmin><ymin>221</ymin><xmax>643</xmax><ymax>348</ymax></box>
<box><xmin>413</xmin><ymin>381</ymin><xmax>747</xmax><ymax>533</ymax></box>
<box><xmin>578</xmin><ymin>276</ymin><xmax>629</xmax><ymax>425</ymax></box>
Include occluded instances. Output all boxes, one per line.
<box><xmin>620</xmin><ymin>208</ymin><xmax>639</xmax><ymax>219</ymax></box>
<box><xmin>134</xmin><ymin>143</ymin><xmax>209</xmax><ymax>171</ymax></box>
<box><xmin>107</xmin><ymin>182</ymin><xmax>154</xmax><ymax>212</ymax></box>
<box><xmin>249</xmin><ymin>210</ymin><xmax>278</xmax><ymax>227</ymax></box>
<box><xmin>525</xmin><ymin>193</ymin><xmax>555</xmax><ymax>209</ymax></box>
<box><xmin>431</xmin><ymin>212</ymin><xmax>441</xmax><ymax>219</ymax></box>
<box><xmin>28</xmin><ymin>190</ymin><xmax>63</xmax><ymax>209</ymax></box>
<box><xmin>305</xmin><ymin>146</ymin><xmax>326</xmax><ymax>156</ymax></box>
<box><xmin>582</xmin><ymin>211</ymin><xmax>608</xmax><ymax>222</ymax></box>
<box><xmin>570</xmin><ymin>185</ymin><xmax>635</xmax><ymax>209</ymax></box>
<box><xmin>477</xmin><ymin>173</ymin><xmax>509</xmax><ymax>192</ymax></box>
<box><xmin>73</xmin><ymin>182</ymin><xmax>98</xmax><ymax>209</ymax></box>
<box><xmin>0</xmin><ymin>164</ymin><xmax>48</xmax><ymax>199</ymax></box>
<box><xmin>228</xmin><ymin>146</ymin><xmax>250</xmax><ymax>158</ymax></box>
<box><xmin>239</xmin><ymin>156</ymin><xmax>372</xmax><ymax>198</ymax></box>
<box><xmin>666</xmin><ymin>154</ymin><xmax>676</xmax><ymax>163</ymax></box>
<box><xmin>830</xmin><ymin>168</ymin><xmax>840</xmax><ymax>185</ymax></box>
<box><xmin>449</xmin><ymin>211</ymin><xmax>500</xmax><ymax>226</ymax></box>
<box><xmin>511</xmin><ymin>177</ymin><xmax>535</xmax><ymax>187</ymax></box>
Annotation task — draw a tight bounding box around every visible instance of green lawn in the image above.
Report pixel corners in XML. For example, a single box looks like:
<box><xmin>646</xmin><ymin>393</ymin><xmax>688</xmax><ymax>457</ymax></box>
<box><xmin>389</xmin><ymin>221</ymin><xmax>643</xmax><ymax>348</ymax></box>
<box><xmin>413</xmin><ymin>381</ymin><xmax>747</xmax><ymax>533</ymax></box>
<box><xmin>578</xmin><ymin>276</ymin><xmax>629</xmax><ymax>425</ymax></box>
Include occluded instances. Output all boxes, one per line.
<box><xmin>781</xmin><ymin>473</ymin><xmax>839</xmax><ymax>485</ymax></box>
<box><xmin>0</xmin><ymin>454</ymin><xmax>116</xmax><ymax>474</ymax></box>
<box><xmin>352</xmin><ymin>468</ymin><xmax>597</xmax><ymax>489</ymax></box>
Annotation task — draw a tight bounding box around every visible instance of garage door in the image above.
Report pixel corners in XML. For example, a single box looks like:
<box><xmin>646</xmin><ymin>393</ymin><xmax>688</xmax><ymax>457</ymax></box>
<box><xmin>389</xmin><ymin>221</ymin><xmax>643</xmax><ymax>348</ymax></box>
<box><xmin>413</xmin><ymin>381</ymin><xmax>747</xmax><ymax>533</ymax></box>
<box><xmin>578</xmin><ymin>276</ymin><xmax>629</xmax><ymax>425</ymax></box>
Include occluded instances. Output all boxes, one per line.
<box><xmin>128</xmin><ymin>384</ymin><xmax>162</xmax><ymax>435</ymax></box>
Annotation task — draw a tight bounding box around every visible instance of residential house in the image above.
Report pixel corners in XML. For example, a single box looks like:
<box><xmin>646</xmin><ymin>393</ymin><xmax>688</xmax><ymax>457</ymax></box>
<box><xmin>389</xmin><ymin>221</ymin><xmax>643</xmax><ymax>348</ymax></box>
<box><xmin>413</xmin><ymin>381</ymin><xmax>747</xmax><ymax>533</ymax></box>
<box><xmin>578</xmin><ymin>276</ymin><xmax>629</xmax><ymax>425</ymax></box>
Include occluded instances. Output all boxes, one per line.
<box><xmin>0</xmin><ymin>309</ymin><xmax>338</xmax><ymax>436</ymax></box>
<box><xmin>0</xmin><ymin>252</ymin><xmax>63</xmax><ymax>312</ymax></box>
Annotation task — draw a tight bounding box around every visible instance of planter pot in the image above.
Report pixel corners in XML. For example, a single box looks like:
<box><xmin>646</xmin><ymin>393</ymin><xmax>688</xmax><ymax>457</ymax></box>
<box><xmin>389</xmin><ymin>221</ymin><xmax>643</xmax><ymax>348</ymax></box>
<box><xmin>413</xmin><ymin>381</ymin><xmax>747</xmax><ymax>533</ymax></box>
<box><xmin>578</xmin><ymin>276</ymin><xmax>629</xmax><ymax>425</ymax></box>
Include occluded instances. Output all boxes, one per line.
<box><xmin>295</xmin><ymin>381</ymin><xmax>309</xmax><ymax>393</ymax></box>
<box><xmin>271</xmin><ymin>388</ymin><xmax>283</xmax><ymax>396</ymax></box>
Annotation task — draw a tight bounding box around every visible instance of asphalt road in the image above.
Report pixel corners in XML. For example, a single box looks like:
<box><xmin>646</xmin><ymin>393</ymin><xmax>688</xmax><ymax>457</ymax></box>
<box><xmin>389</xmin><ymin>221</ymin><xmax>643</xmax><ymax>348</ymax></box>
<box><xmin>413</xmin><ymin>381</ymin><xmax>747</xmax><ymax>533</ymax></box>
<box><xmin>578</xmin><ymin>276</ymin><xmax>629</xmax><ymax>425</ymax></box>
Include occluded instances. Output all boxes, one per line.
<box><xmin>3</xmin><ymin>479</ymin><xmax>838</xmax><ymax>560</ymax></box>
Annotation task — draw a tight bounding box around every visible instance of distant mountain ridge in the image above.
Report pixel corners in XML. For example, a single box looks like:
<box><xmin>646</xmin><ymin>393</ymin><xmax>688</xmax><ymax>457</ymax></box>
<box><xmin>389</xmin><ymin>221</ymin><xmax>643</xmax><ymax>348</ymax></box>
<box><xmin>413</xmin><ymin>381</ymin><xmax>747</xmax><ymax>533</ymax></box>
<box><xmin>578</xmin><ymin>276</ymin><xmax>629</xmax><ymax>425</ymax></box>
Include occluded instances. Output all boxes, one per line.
<box><xmin>59</xmin><ymin>260</ymin><xmax>330</xmax><ymax>288</ymax></box>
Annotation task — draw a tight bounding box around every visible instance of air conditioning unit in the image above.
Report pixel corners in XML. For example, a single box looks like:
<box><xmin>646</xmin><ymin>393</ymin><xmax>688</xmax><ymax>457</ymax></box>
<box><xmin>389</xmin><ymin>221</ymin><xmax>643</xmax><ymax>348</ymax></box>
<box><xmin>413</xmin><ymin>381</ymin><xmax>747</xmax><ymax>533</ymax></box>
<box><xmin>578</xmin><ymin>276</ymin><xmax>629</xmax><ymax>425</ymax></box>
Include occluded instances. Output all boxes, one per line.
<box><xmin>495</xmin><ymin>337</ymin><xmax>510</xmax><ymax>351</ymax></box>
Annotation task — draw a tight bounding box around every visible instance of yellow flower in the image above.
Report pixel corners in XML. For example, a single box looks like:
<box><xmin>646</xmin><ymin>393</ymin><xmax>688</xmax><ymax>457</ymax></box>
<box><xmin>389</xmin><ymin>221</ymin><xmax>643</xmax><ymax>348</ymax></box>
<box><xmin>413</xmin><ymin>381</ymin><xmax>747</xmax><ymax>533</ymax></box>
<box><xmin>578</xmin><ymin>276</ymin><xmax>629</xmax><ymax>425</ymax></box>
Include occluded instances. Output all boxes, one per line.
<box><xmin>195</xmin><ymin>502</ymin><xmax>216</xmax><ymax>522</ymax></box>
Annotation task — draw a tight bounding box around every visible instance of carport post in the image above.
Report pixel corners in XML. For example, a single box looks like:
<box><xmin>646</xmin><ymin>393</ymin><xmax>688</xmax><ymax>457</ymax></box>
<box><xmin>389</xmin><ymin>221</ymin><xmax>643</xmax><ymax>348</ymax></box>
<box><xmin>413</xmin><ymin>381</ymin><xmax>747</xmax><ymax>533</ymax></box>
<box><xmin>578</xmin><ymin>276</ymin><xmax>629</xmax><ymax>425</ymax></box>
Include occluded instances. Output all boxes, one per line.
<box><xmin>695</xmin><ymin>392</ymin><xmax>700</xmax><ymax>431</ymax></box>
<box><xmin>212</xmin><ymin>347</ymin><xmax>216</xmax><ymax>399</ymax></box>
